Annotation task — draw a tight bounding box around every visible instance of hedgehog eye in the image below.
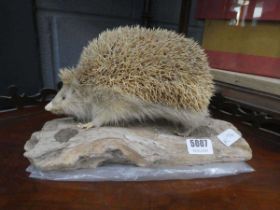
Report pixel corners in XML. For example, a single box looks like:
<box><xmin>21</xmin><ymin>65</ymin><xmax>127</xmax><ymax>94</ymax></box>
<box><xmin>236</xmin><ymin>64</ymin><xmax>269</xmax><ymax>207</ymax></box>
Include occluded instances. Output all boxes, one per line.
<box><xmin>62</xmin><ymin>96</ymin><xmax>66</xmax><ymax>100</ymax></box>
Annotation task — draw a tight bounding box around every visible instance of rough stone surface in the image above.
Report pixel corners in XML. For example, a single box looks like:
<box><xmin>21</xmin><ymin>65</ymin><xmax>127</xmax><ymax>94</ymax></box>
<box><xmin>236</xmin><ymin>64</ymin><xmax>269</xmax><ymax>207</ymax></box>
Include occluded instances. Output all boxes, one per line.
<box><xmin>24</xmin><ymin>117</ymin><xmax>252</xmax><ymax>171</ymax></box>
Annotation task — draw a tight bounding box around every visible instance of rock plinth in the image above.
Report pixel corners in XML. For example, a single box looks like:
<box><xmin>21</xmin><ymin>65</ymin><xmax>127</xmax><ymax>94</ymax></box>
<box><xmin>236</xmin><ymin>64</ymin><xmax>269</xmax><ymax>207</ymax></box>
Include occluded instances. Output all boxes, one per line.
<box><xmin>24</xmin><ymin>118</ymin><xmax>252</xmax><ymax>171</ymax></box>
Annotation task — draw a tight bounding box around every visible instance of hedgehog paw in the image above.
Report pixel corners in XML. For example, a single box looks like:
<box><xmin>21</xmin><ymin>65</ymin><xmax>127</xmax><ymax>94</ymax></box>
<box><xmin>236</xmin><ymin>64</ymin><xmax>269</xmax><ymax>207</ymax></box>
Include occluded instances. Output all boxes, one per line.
<box><xmin>174</xmin><ymin>128</ymin><xmax>195</xmax><ymax>137</ymax></box>
<box><xmin>77</xmin><ymin>122</ymin><xmax>96</xmax><ymax>130</ymax></box>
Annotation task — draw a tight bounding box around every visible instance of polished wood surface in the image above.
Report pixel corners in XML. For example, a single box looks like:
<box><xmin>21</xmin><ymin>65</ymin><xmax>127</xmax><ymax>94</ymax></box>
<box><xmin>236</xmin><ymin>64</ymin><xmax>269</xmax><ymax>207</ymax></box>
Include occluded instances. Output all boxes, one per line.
<box><xmin>0</xmin><ymin>106</ymin><xmax>279</xmax><ymax>210</ymax></box>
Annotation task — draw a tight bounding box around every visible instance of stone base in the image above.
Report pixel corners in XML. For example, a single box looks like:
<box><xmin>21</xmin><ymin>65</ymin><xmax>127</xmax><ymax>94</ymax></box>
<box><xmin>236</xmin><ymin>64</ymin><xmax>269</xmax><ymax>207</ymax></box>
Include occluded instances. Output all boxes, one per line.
<box><xmin>24</xmin><ymin>117</ymin><xmax>252</xmax><ymax>171</ymax></box>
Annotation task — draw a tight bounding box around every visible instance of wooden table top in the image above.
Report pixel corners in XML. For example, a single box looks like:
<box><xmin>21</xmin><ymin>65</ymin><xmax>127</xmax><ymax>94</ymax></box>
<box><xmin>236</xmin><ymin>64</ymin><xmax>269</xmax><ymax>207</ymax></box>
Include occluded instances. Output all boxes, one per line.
<box><xmin>0</xmin><ymin>106</ymin><xmax>279</xmax><ymax>210</ymax></box>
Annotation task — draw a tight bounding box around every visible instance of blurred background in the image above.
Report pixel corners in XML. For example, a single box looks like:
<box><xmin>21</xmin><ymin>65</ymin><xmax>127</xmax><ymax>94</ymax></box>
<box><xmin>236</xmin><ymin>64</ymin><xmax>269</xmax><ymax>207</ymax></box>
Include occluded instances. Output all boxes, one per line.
<box><xmin>1</xmin><ymin>0</ymin><xmax>201</xmax><ymax>94</ymax></box>
<box><xmin>0</xmin><ymin>0</ymin><xmax>279</xmax><ymax>114</ymax></box>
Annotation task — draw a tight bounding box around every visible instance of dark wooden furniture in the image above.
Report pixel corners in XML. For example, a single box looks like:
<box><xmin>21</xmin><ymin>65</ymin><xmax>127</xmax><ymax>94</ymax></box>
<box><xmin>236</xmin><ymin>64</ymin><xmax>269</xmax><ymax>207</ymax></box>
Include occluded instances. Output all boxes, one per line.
<box><xmin>0</xmin><ymin>106</ymin><xmax>279</xmax><ymax>210</ymax></box>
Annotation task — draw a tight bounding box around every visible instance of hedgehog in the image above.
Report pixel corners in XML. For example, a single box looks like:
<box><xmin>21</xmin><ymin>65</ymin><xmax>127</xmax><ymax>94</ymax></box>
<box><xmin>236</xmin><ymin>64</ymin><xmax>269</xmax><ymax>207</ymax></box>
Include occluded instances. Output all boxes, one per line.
<box><xmin>45</xmin><ymin>26</ymin><xmax>214</xmax><ymax>133</ymax></box>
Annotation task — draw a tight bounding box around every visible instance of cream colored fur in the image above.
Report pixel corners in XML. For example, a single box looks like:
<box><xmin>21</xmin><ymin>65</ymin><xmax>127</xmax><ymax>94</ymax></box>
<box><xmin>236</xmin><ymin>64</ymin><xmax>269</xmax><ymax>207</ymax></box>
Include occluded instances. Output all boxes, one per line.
<box><xmin>46</xmin><ymin>84</ymin><xmax>208</xmax><ymax>130</ymax></box>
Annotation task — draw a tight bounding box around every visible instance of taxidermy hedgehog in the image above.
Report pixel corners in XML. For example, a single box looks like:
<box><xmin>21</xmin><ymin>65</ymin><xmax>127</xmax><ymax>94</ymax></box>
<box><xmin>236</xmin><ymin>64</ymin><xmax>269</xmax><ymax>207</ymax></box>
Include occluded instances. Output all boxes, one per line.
<box><xmin>45</xmin><ymin>26</ymin><xmax>214</xmax><ymax>132</ymax></box>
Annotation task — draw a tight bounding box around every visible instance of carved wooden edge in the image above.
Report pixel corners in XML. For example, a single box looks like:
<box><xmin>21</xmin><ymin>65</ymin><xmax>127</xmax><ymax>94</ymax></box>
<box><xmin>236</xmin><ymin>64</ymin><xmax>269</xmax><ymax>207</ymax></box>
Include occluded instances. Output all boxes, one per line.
<box><xmin>0</xmin><ymin>83</ymin><xmax>62</xmax><ymax>110</ymax></box>
<box><xmin>209</xmin><ymin>93</ymin><xmax>280</xmax><ymax>139</ymax></box>
<box><xmin>0</xmin><ymin>84</ymin><xmax>279</xmax><ymax>139</ymax></box>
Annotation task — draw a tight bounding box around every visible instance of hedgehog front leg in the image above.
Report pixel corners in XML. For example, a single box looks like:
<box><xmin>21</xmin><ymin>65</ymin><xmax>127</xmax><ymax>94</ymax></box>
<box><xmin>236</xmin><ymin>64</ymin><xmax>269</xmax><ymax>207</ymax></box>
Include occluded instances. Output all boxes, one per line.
<box><xmin>77</xmin><ymin>122</ymin><xmax>95</xmax><ymax>129</ymax></box>
<box><xmin>77</xmin><ymin>119</ymin><xmax>102</xmax><ymax>129</ymax></box>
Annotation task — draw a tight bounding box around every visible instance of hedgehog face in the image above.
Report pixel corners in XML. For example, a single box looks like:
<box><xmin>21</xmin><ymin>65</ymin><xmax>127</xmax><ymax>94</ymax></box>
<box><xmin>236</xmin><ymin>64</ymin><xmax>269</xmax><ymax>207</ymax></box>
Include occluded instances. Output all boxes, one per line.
<box><xmin>45</xmin><ymin>84</ymin><xmax>86</xmax><ymax>120</ymax></box>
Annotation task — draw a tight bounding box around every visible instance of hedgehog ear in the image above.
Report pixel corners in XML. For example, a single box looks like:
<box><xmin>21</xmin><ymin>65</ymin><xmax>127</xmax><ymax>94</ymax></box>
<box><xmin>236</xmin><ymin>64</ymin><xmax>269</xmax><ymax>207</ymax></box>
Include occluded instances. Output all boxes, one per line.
<box><xmin>59</xmin><ymin>68</ymin><xmax>77</xmax><ymax>85</ymax></box>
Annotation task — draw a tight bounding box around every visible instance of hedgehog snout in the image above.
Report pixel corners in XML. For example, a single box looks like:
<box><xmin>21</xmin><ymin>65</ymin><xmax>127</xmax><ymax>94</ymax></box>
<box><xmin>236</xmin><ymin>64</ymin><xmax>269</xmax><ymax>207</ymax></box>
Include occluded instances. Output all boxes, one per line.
<box><xmin>45</xmin><ymin>102</ymin><xmax>53</xmax><ymax>111</ymax></box>
<box><xmin>45</xmin><ymin>101</ymin><xmax>65</xmax><ymax>114</ymax></box>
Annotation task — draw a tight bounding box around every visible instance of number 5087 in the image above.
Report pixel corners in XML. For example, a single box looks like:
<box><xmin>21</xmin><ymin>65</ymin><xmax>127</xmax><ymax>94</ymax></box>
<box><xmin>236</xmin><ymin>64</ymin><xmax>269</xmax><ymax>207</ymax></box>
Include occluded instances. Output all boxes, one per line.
<box><xmin>190</xmin><ymin>139</ymin><xmax>208</xmax><ymax>147</ymax></box>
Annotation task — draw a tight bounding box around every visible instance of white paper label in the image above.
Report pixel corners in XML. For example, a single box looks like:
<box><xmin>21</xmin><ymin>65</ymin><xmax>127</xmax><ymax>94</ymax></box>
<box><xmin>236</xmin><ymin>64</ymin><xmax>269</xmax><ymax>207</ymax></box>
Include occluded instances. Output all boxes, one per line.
<box><xmin>217</xmin><ymin>129</ymin><xmax>241</xmax><ymax>147</ymax></box>
<box><xmin>186</xmin><ymin>139</ymin><xmax>213</xmax><ymax>155</ymax></box>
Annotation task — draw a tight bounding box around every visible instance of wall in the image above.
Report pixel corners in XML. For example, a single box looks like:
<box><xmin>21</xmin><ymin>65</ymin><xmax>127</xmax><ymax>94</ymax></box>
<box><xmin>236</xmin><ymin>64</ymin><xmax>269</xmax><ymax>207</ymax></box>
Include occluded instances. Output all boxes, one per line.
<box><xmin>0</xmin><ymin>0</ymin><xmax>42</xmax><ymax>95</ymax></box>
